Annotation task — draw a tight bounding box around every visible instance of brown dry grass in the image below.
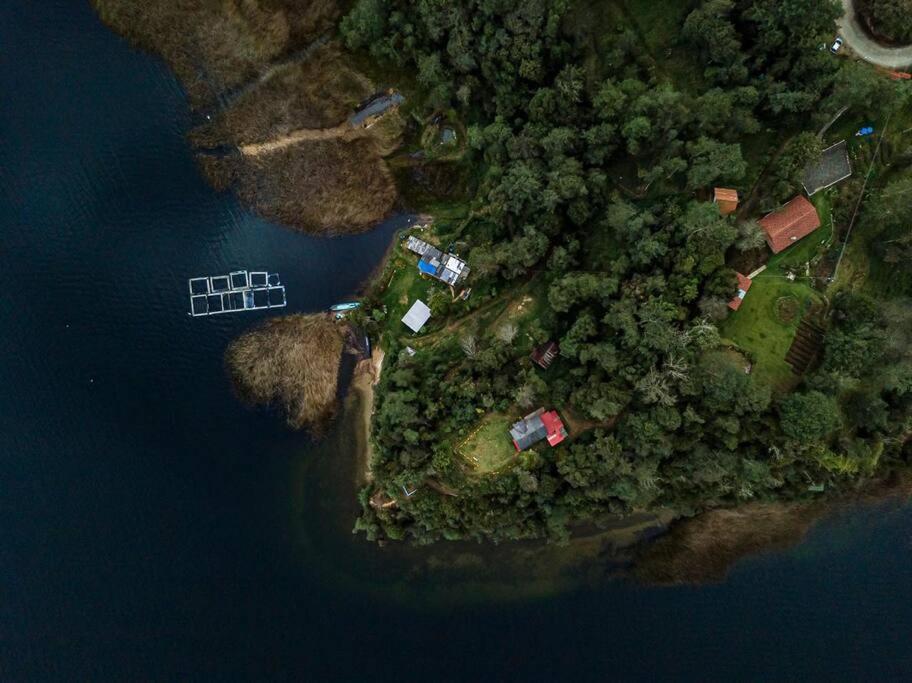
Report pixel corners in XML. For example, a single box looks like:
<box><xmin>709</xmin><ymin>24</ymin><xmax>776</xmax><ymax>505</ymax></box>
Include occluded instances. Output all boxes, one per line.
<box><xmin>226</xmin><ymin>314</ymin><xmax>344</xmax><ymax>431</ymax></box>
<box><xmin>634</xmin><ymin>503</ymin><xmax>824</xmax><ymax>586</ymax></box>
<box><xmin>93</xmin><ymin>1</ymin><xmax>402</xmax><ymax>236</ymax></box>
<box><xmin>635</xmin><ymin>473</ymin><xmax>912</xmax><ymax>585</ymax></box>
<box><xmin>92</xmin><ymin>0</ymin><xmax>340</xmax><ymax>106</ymax></box>
<box><xmin>230</xmin><ymin>137</ymin><xmax>397</xmax><ymax>235</ymax></box>
<box><xmin>190</xmin><ymin>45</ymin><xmax>373</xmax><ymax>147</ymax></box>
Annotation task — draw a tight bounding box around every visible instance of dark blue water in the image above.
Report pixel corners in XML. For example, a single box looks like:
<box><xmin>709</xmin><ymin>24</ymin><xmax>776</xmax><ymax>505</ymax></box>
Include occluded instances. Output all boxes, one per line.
<box><xmin>2</xmin><ymin>1</ymin><xmax>912</xmax><ymax>680</ymax></box>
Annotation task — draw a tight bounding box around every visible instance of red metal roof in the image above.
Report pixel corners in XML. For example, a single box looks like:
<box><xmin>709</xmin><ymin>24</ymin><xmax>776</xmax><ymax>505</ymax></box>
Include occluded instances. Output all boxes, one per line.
<box><xmin>728</xmin><ymin>272</ymin><xmax>752</xmax><ymax>311</ymax></box>
<box><xmin>540</xmin><ymin>410</ymin><xmax>568</xmax><ymax>447</ymax></box>
<box><xmin>759</xmin><ymin>196</ymin><xmax>821</xmax><ymax>254</ymax></box>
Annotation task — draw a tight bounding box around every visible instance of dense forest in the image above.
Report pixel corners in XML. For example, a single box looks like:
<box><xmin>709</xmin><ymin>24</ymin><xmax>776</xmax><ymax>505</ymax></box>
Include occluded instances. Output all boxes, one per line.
<box><xmin>856</xmin><ymin>0</ymin><xmax>912</xmax><ymax>43</ymax></box>
<box><xmin>341</xmin><ymin>0</ymin><xmax>912</xmax><ymax>544</ymax></box>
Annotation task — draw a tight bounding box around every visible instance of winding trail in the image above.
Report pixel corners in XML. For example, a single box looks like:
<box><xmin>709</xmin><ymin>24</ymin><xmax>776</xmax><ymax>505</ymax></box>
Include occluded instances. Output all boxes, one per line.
<box><xmin>838</xmin><ymin>0</ymin><xmax>912</xmax><ymax>68</ymax></box>
<box><xmin>238</xmin><ymin>123</ymin><xmax>356</xmax><ymax>156</ymax></box>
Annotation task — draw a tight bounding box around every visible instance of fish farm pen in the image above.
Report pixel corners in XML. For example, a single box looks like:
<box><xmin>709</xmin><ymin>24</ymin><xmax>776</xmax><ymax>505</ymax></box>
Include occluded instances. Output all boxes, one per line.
<box><xmin>188</xmin><ymin>270</ymin><xmax>286</xmax><ymax>317</ymax></box>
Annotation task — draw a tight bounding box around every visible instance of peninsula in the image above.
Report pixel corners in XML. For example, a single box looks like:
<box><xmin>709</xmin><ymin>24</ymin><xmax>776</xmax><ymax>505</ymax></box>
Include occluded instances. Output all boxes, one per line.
<box><xmin>94</xmin><ymin>0</ymin><xmax>912</xmax><ymax>564</ymax></box>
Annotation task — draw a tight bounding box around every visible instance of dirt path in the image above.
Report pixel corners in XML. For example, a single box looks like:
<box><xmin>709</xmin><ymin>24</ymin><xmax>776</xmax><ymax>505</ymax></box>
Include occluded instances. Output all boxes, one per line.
<box><xmin>239</xmin><ymin>123</ymin><xmax>357</xmax><ymax>156</ymax></box>
<box><xmin>838</xmin><ymin>0</ymin><xmax>912</xmax><ymax>69</ymax></box>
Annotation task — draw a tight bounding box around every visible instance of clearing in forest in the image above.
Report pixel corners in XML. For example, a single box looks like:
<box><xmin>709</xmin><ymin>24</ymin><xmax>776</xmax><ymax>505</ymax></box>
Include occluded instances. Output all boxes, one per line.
<box><xmin>457</xmin><ymin>413</ymin><xmax>518</xmax><ymax>474</ymax></box>
<box><xmin>719</xmin><ymin>275</ymin><xmax>823</xmax><ymax>389</ymax></box>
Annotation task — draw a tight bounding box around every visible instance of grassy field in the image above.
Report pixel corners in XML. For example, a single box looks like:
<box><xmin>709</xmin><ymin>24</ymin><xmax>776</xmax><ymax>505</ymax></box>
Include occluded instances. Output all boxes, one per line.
<box><xmin>92</xmin><ymin>0</ymin><xmax>340</xmax><ymax>107</ymax></box>
<box><xmin>719</xmin><ymin>273</ymin><xmax>822</xmax><ymax>390</ymax></box>
<box><xmin>230</xmin><ymin>137</ymin><xmax>397</xmax><ymax>235</ymax></box>
<box><xmin>458</xmin><ymin>413</ymin><xmax>518</xmax><ymax>474</ymax></box>
<box><xmin>377</xmin><ymin>237</ymin><xmax>441</xmax><ymax>335</ymax></box>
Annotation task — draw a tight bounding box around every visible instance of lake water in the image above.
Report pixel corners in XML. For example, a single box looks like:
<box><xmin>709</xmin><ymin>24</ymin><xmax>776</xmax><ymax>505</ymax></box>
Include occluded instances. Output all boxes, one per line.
<box><xmin>2</xmin><ymin>1</ymin><xmax>911</xmax><ymax>679</ymax></box>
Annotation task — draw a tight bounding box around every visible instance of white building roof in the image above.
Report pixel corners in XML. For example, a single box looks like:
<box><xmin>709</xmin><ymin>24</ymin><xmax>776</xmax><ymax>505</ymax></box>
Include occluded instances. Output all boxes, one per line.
<box><xmin>401</xmin><ymin>300</ymin><xmax>431</xmax><ymax>333</ymax></box>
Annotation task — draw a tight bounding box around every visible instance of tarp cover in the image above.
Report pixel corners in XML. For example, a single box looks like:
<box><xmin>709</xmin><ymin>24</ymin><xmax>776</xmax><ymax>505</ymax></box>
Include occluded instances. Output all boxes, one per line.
<box><xmin>402</xmin><ymin>300</ymin><xmax>431</xmax><ymax>333</ymax></box>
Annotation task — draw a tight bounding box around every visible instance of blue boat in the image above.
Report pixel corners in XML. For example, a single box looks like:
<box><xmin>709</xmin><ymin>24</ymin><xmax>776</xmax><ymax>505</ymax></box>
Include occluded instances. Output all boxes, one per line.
<box><xmin>329</xmin><ymin>301</ymin><xmax>360</xmax><ymax>312</ymax></box>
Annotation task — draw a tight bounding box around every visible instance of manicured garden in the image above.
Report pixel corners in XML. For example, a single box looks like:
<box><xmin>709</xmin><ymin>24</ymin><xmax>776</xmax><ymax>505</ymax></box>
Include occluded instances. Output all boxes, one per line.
<box><xmin>719</xmin><ymin>273</ymin><xmax>822</xmax><ymax>390</ymax></box>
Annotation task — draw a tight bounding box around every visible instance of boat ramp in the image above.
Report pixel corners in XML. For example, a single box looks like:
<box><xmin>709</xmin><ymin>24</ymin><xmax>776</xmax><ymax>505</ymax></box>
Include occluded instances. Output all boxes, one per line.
<box><xmin>188</xmin><ymin>270</ymin><xmax>286</xmax><ymax>317</ymax></box>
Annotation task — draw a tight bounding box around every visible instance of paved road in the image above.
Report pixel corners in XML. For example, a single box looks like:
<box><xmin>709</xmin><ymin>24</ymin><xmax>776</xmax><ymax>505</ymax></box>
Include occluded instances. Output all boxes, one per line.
<box><xmin>838</xmin><ymin>0</ymin><xmax>912</xmax><ymax>68</ymax></box>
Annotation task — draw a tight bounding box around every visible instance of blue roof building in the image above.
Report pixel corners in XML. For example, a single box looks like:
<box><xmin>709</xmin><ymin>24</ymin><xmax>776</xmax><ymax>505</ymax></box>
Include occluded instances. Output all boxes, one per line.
<box><xmin>406</xmin><ymin>236</ymin><xmax>469</xmax><ymax>287</ymax></box>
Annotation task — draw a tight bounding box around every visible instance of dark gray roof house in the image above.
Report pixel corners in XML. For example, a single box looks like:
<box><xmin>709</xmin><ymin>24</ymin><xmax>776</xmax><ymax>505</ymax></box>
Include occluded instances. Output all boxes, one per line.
<box><xmin>803</xmin><ymin>141</ymin><xmax>852</xmax><ymax>196</ymax></box>
<box><xmin>349</xmin><ymin>91</ymin><xmax>405</xmax><ymax>128</ymax></box>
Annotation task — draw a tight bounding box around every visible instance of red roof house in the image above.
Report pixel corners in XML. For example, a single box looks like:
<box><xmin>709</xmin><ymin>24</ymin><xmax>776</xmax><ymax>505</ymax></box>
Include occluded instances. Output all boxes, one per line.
<box><xmin>714</xmin><ymin>188</ymin><xmax>739</xmax><ymax>216</ymax></box>
<box><xmin>509</xmin><ymin>408</ymin><xmax>568</xmax><ymax>451</ymax></box>
<box><xmin>728</xmin><ymin>272</ymin><xmax>752</xmax><ymax>311</ymax></box>
<box><xmin>759</xmin><ymin>196</ymin><xmax>821</xmax><ymax>254</ymax></box>
<box><xmin>540</xmin><ymin>410</ymin><xmax>568</xmax><ymax>447</ymax></box>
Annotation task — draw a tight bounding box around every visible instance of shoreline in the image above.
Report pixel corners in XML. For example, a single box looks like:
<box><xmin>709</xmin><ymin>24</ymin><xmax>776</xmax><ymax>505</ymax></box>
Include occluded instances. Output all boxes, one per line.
<box><xmin>350</xmin><ymin>347</ymin><xmax>384</xmax><ymax>487</ymax></box>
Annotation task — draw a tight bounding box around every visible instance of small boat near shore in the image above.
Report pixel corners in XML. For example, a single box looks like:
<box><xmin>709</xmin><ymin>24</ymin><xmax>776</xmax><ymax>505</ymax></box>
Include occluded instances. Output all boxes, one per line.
<box><xmin>329</xmin><ymin>301</ymin><xmax>360</xmax><ymax>312</ymax></box>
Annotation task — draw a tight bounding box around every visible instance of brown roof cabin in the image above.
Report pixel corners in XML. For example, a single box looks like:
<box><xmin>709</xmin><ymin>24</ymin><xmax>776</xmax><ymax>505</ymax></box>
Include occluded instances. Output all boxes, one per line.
<box><xmin>714</xmin><ymin>188</ymin><xmax>739</xmax><ymax>216</ymax></box>
<box><xmin>759</xmin><ymin>196</ymin><xmax>821</xmax><ymax>254</ymax></box>
<box><xmin>530</xmin><ymin>341</ymin><xmax>559</xmax><ymax>370</ymax></box>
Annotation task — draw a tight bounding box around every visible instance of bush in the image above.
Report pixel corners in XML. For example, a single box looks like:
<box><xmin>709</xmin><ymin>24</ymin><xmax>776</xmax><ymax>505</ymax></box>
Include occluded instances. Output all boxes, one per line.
<box><xmin>857</xmin><ymin>0</ymin><xmax>912</xmax><ymax>44</ymax></box>
<box><xmin>778</xmin><ymin>391</ymin><xmax>841</xmax><ymax>442</ymax></box>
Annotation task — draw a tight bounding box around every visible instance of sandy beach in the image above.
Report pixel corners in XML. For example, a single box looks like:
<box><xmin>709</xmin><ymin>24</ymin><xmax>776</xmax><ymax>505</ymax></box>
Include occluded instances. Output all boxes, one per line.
<box><xmin>350</xmin><ymin>347</ymin><xmax>384</xmax><ymax>486</ymax></box>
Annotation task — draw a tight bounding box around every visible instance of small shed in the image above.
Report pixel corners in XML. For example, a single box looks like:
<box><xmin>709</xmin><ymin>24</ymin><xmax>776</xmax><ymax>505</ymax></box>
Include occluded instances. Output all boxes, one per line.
<box><xmin>728</xmin><ymin>272</ymin><xmax>753</xmax><ymax>311</ymax></box>
<box><xmin>530</xmin><ymin>341</ymin><xmax>560</xmax><ymax>370</ymax></box>
<box><xmin>803</xmin><ymin>141</ymin><xmax>852</xmax><ymax>196</ymax></box>
<box><xmin>401</xmin><ymin>300</ymin><xmax>431</xmax><ymax>333</ymax></box>
<box><xmin>714</xmin><ymin>188</ymin><xmax>739</xmax><ymax>216</ymax></box>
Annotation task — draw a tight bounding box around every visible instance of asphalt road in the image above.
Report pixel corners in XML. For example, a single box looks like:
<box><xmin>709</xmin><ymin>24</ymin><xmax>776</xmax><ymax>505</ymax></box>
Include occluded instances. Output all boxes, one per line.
<box><xmin>838</xmin><ymin>0</ymin><xmax>912</xmax><ymax>68</ymax></box>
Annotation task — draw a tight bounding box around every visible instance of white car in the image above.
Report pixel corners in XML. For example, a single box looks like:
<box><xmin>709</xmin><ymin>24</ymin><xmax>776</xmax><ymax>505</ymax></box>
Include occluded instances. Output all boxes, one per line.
<box><xmin>831</xmin><ymin>37</ymin><xmax>844</xmax><ymax>54</ymax></box>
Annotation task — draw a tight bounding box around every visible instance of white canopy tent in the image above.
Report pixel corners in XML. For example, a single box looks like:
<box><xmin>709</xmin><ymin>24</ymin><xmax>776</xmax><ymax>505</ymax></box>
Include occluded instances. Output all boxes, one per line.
<box><xmin>401</xmin><ymin>299</ymin><xmax>431</xmax><ymax>333</ymax></box>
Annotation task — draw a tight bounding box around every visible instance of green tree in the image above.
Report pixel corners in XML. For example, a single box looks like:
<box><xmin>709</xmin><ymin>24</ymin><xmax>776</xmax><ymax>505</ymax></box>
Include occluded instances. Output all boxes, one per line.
<box><xmin>778</xmin><ymin>391</ymin><xmax>841</xmax><ymax>442</ymax></box>
<box><xmin>686</xmin><ymin>137</ymin><xmax>746</xmax><ymax>190</ymax></box>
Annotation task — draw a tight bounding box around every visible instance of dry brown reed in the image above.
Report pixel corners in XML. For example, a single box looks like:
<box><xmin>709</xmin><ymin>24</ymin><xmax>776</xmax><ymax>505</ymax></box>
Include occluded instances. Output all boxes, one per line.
<box><xmin>91</xmin><ymin>0</ymin><xmax>340</xmax><ymax>107</ymax></box>
<box><xmin>225</xmin><ymin>314</ymin><xmax>345</xmax><ymax>431</ymax></box>
<box><xmin>233</xmin><ymin>137</ymin><xmax>397</xmax><ymax>235</ymax></box>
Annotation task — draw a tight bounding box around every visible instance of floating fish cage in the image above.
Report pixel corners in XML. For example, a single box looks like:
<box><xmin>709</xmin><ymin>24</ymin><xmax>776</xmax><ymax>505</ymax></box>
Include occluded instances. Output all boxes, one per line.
<box><xmin>188</xmin><ymin>270</ymin><xmax>286</xmax><ymax>317</ymax></box>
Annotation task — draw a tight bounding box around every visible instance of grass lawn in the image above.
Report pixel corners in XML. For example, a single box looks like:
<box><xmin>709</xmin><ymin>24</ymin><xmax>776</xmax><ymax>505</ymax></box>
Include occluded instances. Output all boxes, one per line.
<box><xmin>458</xmin><ymin>413</ymin><xmax>518</xmax><ymax>474</ymax></box>
<box><xmin>719</xmin><ymin>273</ymin><xmax>822</xmax><ymax>390</ymax></box>
<box><xmin>379</xmin><ymin>256</ymin><xmax>429</xmax><ymax>328</ymax></box>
